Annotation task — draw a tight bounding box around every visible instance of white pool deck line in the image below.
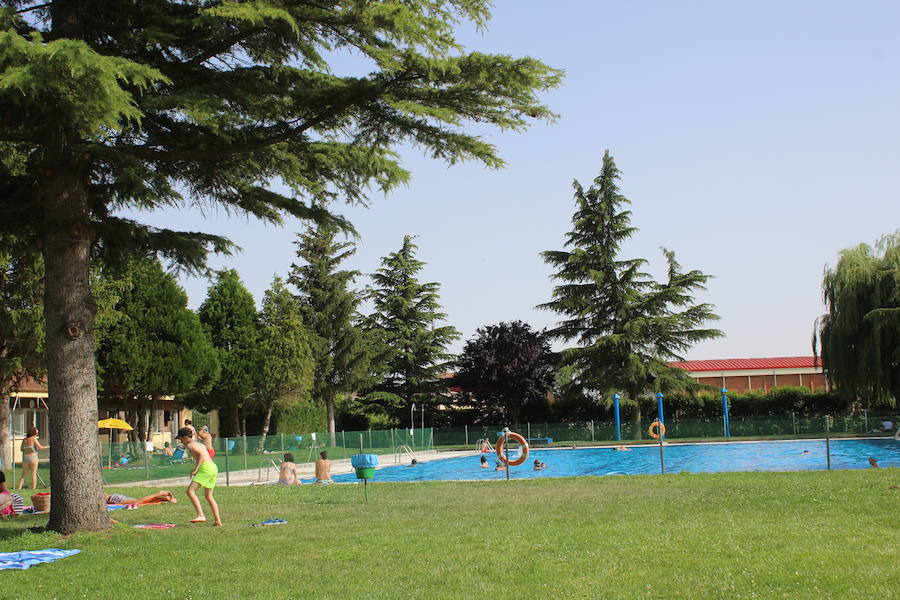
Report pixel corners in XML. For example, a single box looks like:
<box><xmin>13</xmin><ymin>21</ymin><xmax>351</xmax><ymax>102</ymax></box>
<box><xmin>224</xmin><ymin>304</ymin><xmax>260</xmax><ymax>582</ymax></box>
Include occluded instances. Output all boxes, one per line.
<box><xmin>108</xmin><ymin>436</ymin><xmax>894</xmax><ymax>488</ymax></box>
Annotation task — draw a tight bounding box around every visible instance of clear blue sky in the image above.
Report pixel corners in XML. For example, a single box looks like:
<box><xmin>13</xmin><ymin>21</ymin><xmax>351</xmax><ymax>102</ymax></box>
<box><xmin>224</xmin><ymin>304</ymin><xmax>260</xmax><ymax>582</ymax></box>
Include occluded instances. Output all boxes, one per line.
<box><xmin>128</xmin><ymin>1</ymin><xmax>900</xmax><ymax>360</ymax></box>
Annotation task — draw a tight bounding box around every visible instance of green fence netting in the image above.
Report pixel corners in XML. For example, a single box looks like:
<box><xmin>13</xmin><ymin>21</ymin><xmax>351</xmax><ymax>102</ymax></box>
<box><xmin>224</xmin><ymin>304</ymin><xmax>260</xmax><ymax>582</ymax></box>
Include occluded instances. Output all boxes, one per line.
<box><xmin>9</xmin><ymin>411</ymin><xmax>892</xmax><ymax>487</ymax></box>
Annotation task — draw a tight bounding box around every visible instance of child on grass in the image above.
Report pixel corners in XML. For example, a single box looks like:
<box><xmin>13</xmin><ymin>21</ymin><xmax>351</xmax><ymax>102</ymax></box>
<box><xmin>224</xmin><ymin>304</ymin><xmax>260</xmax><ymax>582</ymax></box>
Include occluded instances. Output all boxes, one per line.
<box><xmin>176</xmin><ymin>427</ymin><xmax>222</xmax><ymax>526</ymax></box>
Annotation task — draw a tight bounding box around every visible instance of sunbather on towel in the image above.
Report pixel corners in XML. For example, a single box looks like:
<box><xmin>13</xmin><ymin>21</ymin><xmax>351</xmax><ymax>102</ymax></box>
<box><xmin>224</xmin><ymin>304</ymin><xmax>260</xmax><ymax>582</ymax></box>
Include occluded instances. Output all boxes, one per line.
<box><xmin>105</xmin><ymin>491</ymin><xmax>178</xmax><ymax>506</ymax></box>
<box><xmin>0</xmin><ymin>471</ymin><xmax>24</xmax><ymax>516</ymax></box>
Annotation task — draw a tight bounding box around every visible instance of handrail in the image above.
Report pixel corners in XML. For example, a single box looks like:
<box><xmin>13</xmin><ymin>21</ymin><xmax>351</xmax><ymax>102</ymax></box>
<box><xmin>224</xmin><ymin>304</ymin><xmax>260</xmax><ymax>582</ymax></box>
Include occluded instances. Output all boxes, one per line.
<box><xmin>394</xmin><ymin>445</ymin><xmax>416</xmax><ymax>464</ymax></box>
<box><xmin>258</xmin><ymin>458</ymin><xmax>282</xmax><ymax>482</ymax></box>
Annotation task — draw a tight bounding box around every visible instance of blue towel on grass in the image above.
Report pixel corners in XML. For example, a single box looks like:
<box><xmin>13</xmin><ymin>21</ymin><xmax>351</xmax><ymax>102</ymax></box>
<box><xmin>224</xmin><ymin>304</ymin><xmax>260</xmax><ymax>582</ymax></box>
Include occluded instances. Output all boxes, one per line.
<box><xmin>0</xmin><ymin>549</ymin><xmax>81</xmax><ymax>570</ymax></box>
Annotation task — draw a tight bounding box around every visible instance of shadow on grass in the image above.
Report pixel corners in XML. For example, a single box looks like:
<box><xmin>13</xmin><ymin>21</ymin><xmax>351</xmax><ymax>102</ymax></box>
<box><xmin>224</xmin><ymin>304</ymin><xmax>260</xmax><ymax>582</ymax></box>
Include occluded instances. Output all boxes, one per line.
<box><xmin>0</xmin><ymin>520</ymin><xmax>50</xmax><ymax>542</ymax></box>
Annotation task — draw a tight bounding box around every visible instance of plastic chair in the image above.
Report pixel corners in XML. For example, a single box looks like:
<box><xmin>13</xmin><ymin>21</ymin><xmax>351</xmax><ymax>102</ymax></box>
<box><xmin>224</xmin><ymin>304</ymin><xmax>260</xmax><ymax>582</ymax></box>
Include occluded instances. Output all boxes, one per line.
<box><xmin>169</xmin><ymin>448</ymin><xmax>187</xmax><ymax>464</ymax></box>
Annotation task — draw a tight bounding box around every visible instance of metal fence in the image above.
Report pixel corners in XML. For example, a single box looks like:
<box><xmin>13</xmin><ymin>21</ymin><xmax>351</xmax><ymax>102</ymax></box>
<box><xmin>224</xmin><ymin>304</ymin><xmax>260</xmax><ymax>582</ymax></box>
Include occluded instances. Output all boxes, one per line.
<box><xmin>433</xmin><ymin>411</ymin><xmax>900</xmax><ymax>447</ymax></box>
<box><xmin>6</xmin><ymin>411</ymin><xmax>897</xmax><ymax>488</ymax></box>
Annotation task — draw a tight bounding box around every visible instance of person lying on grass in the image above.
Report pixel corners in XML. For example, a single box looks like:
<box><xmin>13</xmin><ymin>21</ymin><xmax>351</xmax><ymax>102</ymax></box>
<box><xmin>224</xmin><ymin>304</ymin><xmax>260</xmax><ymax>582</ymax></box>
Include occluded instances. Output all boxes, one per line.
<box><xmin>176</xmin><ymin>427</ymin><xmax>222</xmax><ymax>526</ymax></box>
<box><xmin>105</xmin><ymin>491</ymin><xmax>178</xmax><ymax>506</ymax></box>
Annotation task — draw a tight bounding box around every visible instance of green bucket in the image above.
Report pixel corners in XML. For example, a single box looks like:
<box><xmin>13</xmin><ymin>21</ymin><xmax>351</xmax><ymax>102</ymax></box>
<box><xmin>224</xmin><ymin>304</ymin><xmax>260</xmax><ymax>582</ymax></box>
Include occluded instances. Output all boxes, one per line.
<box><xmin>355</xmin><ymin>467</ymin><xmax>375</xmax><ymax>479</ymax></box>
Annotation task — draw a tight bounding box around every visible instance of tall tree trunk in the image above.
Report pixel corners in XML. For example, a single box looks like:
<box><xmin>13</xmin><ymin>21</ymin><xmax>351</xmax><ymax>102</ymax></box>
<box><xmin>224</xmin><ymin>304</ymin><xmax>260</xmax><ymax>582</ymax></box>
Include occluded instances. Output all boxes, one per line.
<box><xmin>42</xmin><ymin>168</ymin><xmax>108</xmax><ymax>533</ymax></box>
<box><xmin>258</xmin><ymin>401</ymin><xmax>274</xmax><ymax>451</ymax></box>
<box><xmin>325</xmin><ymin>390</ymin><xmax>336</xmax><ymax>446</ymax></box>
<box><xmin>228</xmin><ymin>404</ymin><xmax>240</xmax><ymax>439</ymax></box>
<box><xmin>630</xmin><ymin>388</ymin><xmax>643</xmax><ymax>441</ymax></box>
<box><xmin>0</xmin><ymin>388</ymin><xmax>10</xmax><ymax>470</ymax></box>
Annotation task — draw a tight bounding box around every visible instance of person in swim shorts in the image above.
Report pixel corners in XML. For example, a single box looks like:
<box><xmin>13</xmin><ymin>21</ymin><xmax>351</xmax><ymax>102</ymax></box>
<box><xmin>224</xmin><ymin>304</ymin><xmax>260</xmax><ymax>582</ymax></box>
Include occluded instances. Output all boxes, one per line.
<box><xmin>176</xmin><ymin>427</ymin><xmax>221</xmax><ymax>526</ymax></box>
<box><xmin>198</xmin><ymin>425</ymin><xmax>215</xmax><ymax>459</ymax></box>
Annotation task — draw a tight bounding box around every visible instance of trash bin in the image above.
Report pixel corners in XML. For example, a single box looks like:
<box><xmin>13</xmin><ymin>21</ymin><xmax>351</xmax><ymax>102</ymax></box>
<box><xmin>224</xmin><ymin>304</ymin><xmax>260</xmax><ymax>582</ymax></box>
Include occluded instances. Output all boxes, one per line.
<box><xmin>351</xmin><ymin>454</ymin><xmax>378</xmax><ymax>479</ymax></box>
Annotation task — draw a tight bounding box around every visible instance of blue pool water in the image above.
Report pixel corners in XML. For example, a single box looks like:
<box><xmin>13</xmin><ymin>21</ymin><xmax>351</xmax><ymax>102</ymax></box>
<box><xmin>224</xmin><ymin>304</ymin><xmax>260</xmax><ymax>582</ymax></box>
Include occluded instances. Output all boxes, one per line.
<box><xmin>331</xmin><ymin>438</ymin><xmax>899</xmax><ymax>483</ymax></box>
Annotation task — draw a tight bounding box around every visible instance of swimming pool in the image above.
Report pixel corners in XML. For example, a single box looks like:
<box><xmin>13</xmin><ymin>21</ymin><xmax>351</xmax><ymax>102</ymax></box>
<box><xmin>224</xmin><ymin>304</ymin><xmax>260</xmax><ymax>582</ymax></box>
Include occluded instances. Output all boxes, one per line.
<box><xmin>331</xmin><ymin>438</ymin><xmax>899</xmax><ymax>483</ymax></box>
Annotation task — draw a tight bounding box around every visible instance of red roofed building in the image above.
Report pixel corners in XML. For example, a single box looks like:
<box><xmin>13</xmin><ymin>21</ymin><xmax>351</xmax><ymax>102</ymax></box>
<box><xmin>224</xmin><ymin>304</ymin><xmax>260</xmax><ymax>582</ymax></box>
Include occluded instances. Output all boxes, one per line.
<box><xmin>669</xmin><ymin>356</ymin><xmax>827</xmax><ymax>393</ymax></box>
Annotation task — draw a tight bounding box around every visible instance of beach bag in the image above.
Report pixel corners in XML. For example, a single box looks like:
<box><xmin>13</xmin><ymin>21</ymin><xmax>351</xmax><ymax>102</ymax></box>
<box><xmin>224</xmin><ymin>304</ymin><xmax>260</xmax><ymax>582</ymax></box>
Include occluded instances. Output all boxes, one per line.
<box><xmin>10</xmin><ymin>493</ymin><xmax>25</xmax><ymax>515</ymax></box>
<box><xmin>32</xmin><ymin>492</ymin><xmax>50</xmax><ymax>512</ymax></box>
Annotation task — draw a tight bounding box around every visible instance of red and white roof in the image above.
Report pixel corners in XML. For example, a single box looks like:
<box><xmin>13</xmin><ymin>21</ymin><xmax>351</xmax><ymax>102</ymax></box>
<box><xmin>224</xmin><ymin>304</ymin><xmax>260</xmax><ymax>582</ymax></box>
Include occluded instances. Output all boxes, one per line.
<box><xmin>670</xmin><ymin>356</ymin><xmax>820</xmax><ymax>372</ymax></box>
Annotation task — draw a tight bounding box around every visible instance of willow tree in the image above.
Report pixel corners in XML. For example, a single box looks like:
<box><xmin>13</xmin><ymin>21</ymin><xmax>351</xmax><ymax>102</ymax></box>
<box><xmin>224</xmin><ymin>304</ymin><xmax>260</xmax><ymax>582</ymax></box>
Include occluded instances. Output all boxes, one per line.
<box><xmin>815</xmin><ymin>232</ymin><xmax>899</xmax><ymax>407</ymax></box>
<box><xmin>0</xmin><ymin>2</ymin><xmax>559</xmax><ymax>532</ymax></box>
<box><xmin>540</xmin><ymin>151</ymin><xmax>722</xmax><ymax>433</ymax></box>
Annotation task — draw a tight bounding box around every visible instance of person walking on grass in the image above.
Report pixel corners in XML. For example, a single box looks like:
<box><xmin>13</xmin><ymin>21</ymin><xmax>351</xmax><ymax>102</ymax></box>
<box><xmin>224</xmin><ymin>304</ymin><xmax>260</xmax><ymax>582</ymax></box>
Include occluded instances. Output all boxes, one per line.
<box><xmin>176</xmin><ymin>427</ymin><xmax>222</xmax><ymax>526</ymax></box>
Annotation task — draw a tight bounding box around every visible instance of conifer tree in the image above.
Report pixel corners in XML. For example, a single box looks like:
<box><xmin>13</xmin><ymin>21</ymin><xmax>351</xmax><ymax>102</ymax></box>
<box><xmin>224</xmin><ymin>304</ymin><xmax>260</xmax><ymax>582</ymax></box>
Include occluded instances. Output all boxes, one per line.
<box><xmin>1</xmin><ymin>0</ymin><xmax>559</xmax><ymax>532</ymax></box>
<box><xmin>196</xmin><ymin>270</ymin><xmax>260</xmax><ymax>437</ymax></box>
<box><xmin>815</xmin><ymin>232</ymin><xmax>899</xmax><ymax>407</ymax></box>
<box><xmin>95</xmin><ymin>257</ymin><xmax>219</xmax><ymax>441</ymax></box>
<box><xmin>0</xmin><ymin>236</ymin><xmax>44</xmax><ymax>469</ymax></box>
<box><xmin>540</xmin><ymin>151</ymin><xmax>722</xmax><ymax>433</ymax></box>
<box><xmin>288</xmin><ymin>220</ymin><xmax>369</xmax><ymax>440</ymax></box>
<box><xmin>364</xmin><ymin>236</ymin><xmax>459</xmax><ymax>421</ymax></box>
<box><xmin>254</xmin><ymin>276</ymin><xmax>315</xmax><ymax>446</ymax></box>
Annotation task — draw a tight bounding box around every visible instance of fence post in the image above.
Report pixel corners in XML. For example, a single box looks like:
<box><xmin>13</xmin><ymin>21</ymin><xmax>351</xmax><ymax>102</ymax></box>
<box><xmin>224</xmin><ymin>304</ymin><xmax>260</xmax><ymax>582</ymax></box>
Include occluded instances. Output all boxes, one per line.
<box><xmin>144</xmin><ymin>444</ymin><xmax>149</xmax><ymax>481</ymax></box>
<box><xmin>464</xmin><ymin>425</ymin><xmax>468</xmax><ymax>447</ymax></box>
<box><xmin>243</xmin><ymin>435</ymin><xmax>248</xmax><ymax>471</ymax></box>
<box><xmin>391</xmin><ymin>428</ymin><xmax>395</xmax><ymax>449</ymax></box>
<box><xmin>863</xmin><ymin>409</ymin><xmax>868</xmax><ymax>433</ymax></box>
<box><xmin>527</xmin><ymin>422</ymin><xmax>531</xmax><ymax>440</ymax></box>
<box><xmin>824</xmin><ymin>415</ymin><xmax>831</xmax><ymax>471</ymax></box>
<box><xmin>657</xmin><ymin>426</ymin><xmax>665</xmax><ymax>474</ymax></box>
<box><xmin>590</xmin><ymin>420</ymin><xmax>594</xmax><ymax>442</ymax></box>
<box><xmin>224</xmin><ymin>438</ymin><xmax>230</xmax><ymax>487</ymax></box>
<box><xmin>341</xmin><ymin>430</ymin><xmax>346</xmax><ymax>451</ymax></box>
<box><xmin>280</xmin><ymin>433</ymin><xmax>284</xmax><ymax>453</ymax></box>
<box><xmin>368</xmin><ymin>429</ymin><xmax>372</xmax><ymax>449</ymax></box>
<box><xmin>791</xmin><ymin>412</ymin><xmax>797</xmax><ymax>436</ymax></box>
<box><xmin>721</xmin><ymin>387</ymin><xmax>730</xmax><ymax>438</ymax></box>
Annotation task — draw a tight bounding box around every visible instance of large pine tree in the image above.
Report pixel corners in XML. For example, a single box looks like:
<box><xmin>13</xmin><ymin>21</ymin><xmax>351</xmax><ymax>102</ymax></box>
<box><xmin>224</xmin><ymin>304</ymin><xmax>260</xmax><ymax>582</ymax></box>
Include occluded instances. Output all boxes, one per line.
<box><xmin>196</xmin><ymin>270</ymin><xmax>260</xmax><ymax>437</ymax></box>
<box><xmin>540</xmin><ymin>151</ymin><xmax>722</xmax><ymax>432</ymax></box>
<box><xmin>95</xmin><ymin>257</ymin><xmax>219</xmax><ymax>441</ymax></box>
<box><xmin>253</xmin><ymin>276</ymin><xmax>315</xmax><ymax>446</ymax></box>
<box><xmin>1</xmin><ymin>1</ymin><xmax>559</xmax><ymax>532</ymax></box>
<box><xmin>288</xmin><ymin>220</ymin><xmax>369</xmax><ymax>440</ymax></box>
<box><xmin>364</xmin><ymin>235</ymin><xmax>459</xmax><ymax>421</ymax></box>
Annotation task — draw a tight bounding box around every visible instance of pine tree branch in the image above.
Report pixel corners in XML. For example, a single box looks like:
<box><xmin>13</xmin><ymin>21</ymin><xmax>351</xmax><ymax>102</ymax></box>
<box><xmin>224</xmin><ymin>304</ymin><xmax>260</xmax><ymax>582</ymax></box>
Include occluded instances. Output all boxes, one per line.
<box><xmin>123</xmin><ymin>73</ymin><xmax>420</xmax><ymax>164</ymax></box>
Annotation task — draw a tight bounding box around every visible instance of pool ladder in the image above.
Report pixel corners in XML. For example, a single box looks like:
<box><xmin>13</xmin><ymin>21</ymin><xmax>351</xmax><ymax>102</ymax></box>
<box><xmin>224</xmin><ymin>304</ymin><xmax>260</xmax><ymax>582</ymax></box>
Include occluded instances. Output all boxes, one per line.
<box><xmin>394</xmin><ymin>445</ymin><xmax>417</xmax><ymax>464</ymax></box>
<box><xmin>258</xmin><ymin>458</ymin><xmax>282</xmax><ymax>482</ymax></box>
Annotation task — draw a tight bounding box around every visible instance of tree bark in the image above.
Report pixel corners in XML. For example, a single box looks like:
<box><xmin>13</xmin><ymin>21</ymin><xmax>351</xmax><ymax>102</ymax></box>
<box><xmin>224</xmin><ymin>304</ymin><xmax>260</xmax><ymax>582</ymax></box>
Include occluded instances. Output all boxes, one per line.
<box><xmin>42</xmin><ymin>168</ymin><xmax>108</xmax><ymax>533</ymax></box>
<box><xmin>325</xmin><ymin>390</ymin><xmax>336</xmax><ymax>446</ymax></box>
<box><xmin>0</xmin><ymin>387</ymin><xmax>10</xmax><ymax>470</ymax></box>
<box><xmin>228</xmin><ymin>404</ymin><xmax>240</xmax><ymax>438</ymax></box>
<box><xmin>258</xmin><ymin>401</ymin><xmax>274</xmax><ymax>451</ymax></box>
<box><xmin>630</xmin><ymin>389</ymin><xmax>643</xmax><ymax>441</ymax></box>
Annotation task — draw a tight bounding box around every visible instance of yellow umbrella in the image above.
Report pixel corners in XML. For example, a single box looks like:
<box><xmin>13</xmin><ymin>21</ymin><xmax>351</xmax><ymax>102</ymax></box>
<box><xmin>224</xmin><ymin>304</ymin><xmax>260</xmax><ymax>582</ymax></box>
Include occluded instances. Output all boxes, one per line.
<box><xmin>97</xmin><ymin>418</ymin><xmax>133</xmax><ymax>431</ymax></box>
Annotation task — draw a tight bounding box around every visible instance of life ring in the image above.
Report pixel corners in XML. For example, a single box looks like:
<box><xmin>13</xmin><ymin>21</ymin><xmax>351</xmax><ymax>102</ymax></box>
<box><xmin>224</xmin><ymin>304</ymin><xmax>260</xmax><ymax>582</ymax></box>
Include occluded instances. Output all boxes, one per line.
<box><xmin>496</xmin><ymin>432</ymin><xmax>530</xmax><ymax>466</ymax></box>
<box><xmin>648</xmin><ymin>420</ymin><xmax>666</xmax><ymax>439</ymax></box>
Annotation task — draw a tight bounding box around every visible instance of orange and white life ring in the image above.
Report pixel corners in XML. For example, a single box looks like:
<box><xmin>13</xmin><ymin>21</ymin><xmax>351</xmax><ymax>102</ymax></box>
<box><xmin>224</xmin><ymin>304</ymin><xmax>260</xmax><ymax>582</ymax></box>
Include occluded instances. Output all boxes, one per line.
<box><xmin>496</xmin><ymin>432</ymin><xmax>530</xmax><ymax>466</ymax></box>
<box><xmin>648</xmin><ymin>420</ymin><xmax>666</xmax><ymax>439</ymax></box>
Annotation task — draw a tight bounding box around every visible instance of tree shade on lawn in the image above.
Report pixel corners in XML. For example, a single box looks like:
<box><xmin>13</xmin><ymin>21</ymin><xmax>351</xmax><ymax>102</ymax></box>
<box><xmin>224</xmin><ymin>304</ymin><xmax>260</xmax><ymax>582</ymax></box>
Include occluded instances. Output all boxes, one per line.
<box><xmin>0</xmin><ymin>1</ymin><xmax>560</xmax><ymax>533</ymax></box>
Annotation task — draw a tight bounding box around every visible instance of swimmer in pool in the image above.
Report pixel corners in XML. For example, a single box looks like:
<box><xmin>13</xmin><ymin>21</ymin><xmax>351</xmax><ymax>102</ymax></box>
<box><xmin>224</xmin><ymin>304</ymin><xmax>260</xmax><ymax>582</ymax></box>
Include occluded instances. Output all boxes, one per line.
<box><xmin>480</xmin><ymin>455</ymin><xmax>489</xmax><ymax>468</ymax></box>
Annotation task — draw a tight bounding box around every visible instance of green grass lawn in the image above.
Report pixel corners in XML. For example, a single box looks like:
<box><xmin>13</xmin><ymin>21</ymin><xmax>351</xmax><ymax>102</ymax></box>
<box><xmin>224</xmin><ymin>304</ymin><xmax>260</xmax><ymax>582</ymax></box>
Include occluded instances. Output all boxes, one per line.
<box><xmin>1</xmin><ymin>470</ymin><xmax>897</xmax><ymax>599</ymax></box>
